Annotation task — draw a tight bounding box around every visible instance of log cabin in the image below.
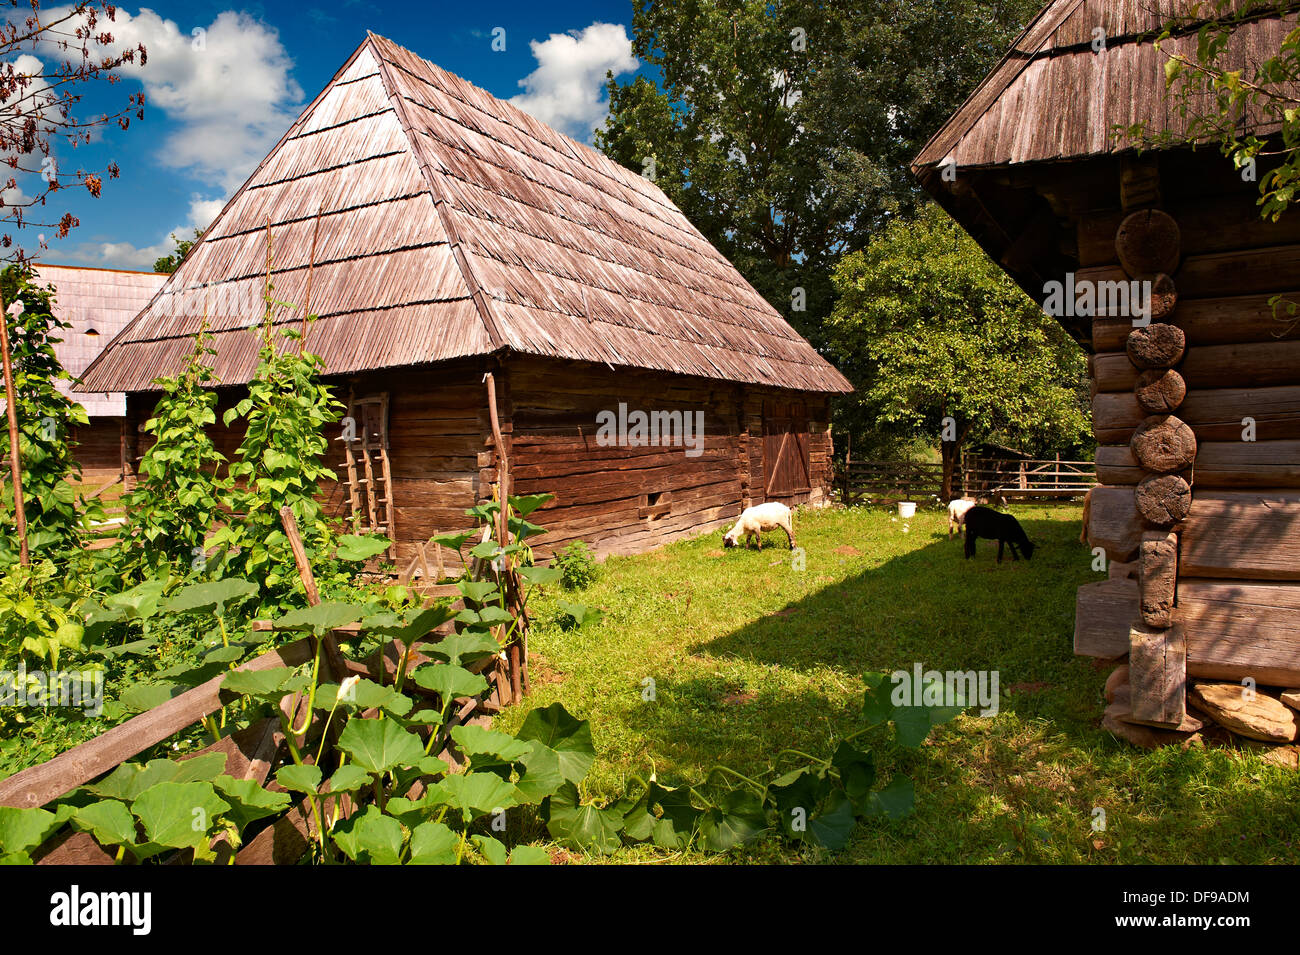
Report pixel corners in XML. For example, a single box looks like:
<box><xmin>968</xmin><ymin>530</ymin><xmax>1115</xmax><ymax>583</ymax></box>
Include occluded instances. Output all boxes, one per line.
<box><xmin>32</xmin><ymin>265</ymin><xmax>167</xmax><ymax>485</ymax></box>
<box><xmin>79</xmin><ymin>33</ymin><xmax>851</xmax><ymax>568</ymax></box>
<box><xmin>913</xmin><ymin>0</ymin><xmax>1300</xmax><ymax>732</ymax></box>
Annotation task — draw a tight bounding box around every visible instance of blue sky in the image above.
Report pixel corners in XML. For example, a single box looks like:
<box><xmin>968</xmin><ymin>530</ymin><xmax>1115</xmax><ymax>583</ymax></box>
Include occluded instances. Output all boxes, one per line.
<box><xmin>12</xmin><ymin>0</ymin><xmax>648</xmax><ymax>270</ymax></box>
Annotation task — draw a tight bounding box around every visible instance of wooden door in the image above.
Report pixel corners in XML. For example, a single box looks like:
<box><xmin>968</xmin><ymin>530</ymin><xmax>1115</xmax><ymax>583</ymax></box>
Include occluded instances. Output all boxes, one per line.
<box><xmin>763</xmin><ymin>401</ymin><xmax>810</xmax><ymax>496</ymax></box>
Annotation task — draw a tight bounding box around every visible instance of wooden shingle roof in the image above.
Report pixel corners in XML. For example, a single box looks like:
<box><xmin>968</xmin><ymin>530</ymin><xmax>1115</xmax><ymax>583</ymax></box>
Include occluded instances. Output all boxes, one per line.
<box><xmin>33</xmin><ymin>264</ymin><xmax>167</xmax><ymax>416</ymax></box>
<box><xmin>912</xmin><ymin>0</ymin><xmax>1297</xmax><ymax>173</ymax></box>
<box><xmin>81</xmin><ymin>34</ymin><xmax>851</xmax><ymax>395</ymax></box>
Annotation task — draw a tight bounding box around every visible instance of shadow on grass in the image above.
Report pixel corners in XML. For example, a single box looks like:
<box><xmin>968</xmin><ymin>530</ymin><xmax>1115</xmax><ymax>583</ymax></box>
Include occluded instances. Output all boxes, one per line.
<box><xmin>615</xmin><ymin>511</ymin><xmax>1300</xmax><ymax>862</ymax></box>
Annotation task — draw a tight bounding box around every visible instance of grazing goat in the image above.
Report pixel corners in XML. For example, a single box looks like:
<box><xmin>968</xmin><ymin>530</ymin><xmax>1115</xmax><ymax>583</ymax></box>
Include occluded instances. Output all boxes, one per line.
<box><xmin>948</xmin><ymin>497</ymin><xmax>977</xmax><ymax>540</ymax></box>
<box><xmin>964</xmin><ymin>506</ymin><xmax>1035</xmax><ymax>562</ymax></box>
<box><xmin>723</xmin><ymin>502</ymin><xmax>796</xmax><ymax>550</ymax></box>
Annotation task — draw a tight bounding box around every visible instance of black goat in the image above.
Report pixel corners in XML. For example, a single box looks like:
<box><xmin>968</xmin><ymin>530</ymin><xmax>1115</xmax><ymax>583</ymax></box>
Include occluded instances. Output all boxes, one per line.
<box><xmin>964</xmin><ymin>506</ymin><xmax>1035</xmax><ymax>562</ymax></box>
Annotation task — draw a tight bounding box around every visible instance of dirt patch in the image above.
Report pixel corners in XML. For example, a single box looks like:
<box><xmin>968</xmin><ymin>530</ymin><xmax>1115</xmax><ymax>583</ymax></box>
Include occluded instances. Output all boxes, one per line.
<box><xmin>549</xmin><ymin>849</ymin><xmax>577</xmax><ymax>865</ymax></box>
<box><xmin>723</xmin><ymin>690</ymin><xmax>758</xmax><ymax>706</ymax></box>
<box><xmin>706</xmin><ymin>549</ymin><xmax>725</xmax><ymax>557</ymax></box>
<box><xmin>773</xmin><ymin>608</ymin><xmax>799</xmax><ymax>618</ymax></box>
<box><xmin>834</xmin><ymin>545</ymin><xmax>862</xmax><ymax>557</ymax></box>
<box><xmin>527</xmin><ymin>651</ymin><xmax>567</xmax><ymax>686</ymax></box>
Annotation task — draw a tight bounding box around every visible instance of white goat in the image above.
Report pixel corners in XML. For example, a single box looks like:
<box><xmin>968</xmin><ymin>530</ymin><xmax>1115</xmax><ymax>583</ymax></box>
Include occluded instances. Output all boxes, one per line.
<box><xmin>724</xmin><ymin>502</ymin><xmax>796</xmax><ymax>550</ymax></box>
<box><xmin>948</xmin><ymin>497</ymin><xmax>977</xmax><ymax>540</ymax></box>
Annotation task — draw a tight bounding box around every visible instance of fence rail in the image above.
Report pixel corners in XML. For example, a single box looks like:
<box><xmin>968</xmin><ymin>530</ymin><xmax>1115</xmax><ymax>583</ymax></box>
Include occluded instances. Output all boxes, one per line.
<box><xmin>838</xmin><ymin>455</ymin><xmax>1096</xmax><ymax>504</ymax></box>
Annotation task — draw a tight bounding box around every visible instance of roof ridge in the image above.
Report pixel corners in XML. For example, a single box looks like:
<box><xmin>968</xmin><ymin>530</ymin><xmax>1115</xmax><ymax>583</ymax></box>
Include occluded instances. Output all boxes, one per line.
<box><xmin>367</xmin><ymin>34</ymin><xmax>506</xmax><ymax>352</ymax></box>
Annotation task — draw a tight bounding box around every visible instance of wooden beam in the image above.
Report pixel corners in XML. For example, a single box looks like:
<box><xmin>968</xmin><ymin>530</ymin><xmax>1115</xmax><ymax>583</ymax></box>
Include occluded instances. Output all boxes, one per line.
<box><xmin>1128</xmin><ymin>622</ymin><xmax>1186</xmax><ymax>727</ymax></box>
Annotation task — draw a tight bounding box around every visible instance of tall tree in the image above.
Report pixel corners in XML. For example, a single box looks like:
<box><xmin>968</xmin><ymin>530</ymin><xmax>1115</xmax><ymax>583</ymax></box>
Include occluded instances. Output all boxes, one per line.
<box><xmin>825</xmin><ymin>206</ymin><xmax>1091</xmax><ymax>499</ymax></box>
<box><xmin>596</xmin><ymin>0</ymin><xmax>1041</xmax><ymax>347</ymax></box>
<box><xmin>0</xmin><ymin>1</ymin><xmax>147</xmax><ymax>263</ymax></box>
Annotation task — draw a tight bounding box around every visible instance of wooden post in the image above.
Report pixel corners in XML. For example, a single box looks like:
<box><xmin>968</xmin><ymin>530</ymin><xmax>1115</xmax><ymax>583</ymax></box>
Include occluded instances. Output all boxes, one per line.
<box><xmin>483</xmin><ymin>372</ymin><xmax>522</xmax><ymax>704</ymax></box>
<box><xmin>0</xmin><ymin>292</ymin><xmax>29</xmax><ymax>566</ymax></box>
<box><xmin>278</xmin><ymin>505</ymin><xmax>347</xmax><ymax>682</ymax></box>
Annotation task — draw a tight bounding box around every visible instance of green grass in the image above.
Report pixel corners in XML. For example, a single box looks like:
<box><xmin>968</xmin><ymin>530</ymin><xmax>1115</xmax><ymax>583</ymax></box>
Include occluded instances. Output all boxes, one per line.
<box><xmin>497</xmin><ymin>503</ymin><xmax>1300</xmax><ymax>864</ymax></box>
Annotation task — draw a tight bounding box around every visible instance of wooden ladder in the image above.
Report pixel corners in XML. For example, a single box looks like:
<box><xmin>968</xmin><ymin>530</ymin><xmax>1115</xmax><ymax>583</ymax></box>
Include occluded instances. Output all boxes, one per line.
<box><xmin>343</xmin><ymin>394</ymin><xmax>395</xmax><ymax>557</ymax></box>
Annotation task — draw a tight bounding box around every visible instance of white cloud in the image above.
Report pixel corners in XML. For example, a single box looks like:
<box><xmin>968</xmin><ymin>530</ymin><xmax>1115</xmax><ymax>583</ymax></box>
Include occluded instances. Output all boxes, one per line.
<box><xmin>52</xmin><ymin>193</ymin><xmax>224</xmax><ymax>270</ymax></box>
<box><xmin>45</xmin><ymin>7</ymin><xmax>303</xmax><ymax>192</ymax></box>
<box><xmin>509</xmin><ymin>22</ymin><xmax>637</xmax><ymax>143</ymax></box>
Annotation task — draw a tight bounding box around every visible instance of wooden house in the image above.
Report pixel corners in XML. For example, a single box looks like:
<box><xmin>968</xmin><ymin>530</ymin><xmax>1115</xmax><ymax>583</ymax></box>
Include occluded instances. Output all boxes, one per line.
<box><xmin>80</xmin><ymin>34</ymin><xmax>850</xmax><ymax>566</ymax></box>
<box><xmin>32</xmin><ymin>264</ymin><xmax>167</xmax><ymax>484</ymax></box>
<box><xmin>913</xmin><ymin>0</ymin><xmax>1300</xmax><ymax>736</ymax></box>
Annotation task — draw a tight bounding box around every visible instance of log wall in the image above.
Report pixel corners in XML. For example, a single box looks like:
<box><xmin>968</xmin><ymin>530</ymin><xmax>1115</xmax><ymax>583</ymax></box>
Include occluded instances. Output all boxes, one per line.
<box><xmin>1072</xmin><ymin>151</ymin><xmax>1300</xmax><ymax>689</ymax></box>
<box><xmin>124</xmin><ymin>353</ymin><xmax>837</xmax><ymax>569</ymax></box>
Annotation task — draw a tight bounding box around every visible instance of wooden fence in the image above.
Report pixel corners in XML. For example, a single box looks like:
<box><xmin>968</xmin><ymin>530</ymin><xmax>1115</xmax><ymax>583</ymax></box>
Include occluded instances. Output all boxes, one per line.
<box><xmin>838</xmin><ymin>454</ymin><xmax>1096</xmax><ymax>504</ymax></box>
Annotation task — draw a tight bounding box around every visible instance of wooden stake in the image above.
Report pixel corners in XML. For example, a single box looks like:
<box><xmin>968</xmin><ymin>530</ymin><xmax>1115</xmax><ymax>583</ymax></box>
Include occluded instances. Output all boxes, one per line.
<box><xmin>0</xmin><ymin>291</ymin><xmax>29</xmax><ymax>566</ymax></box>
<box><xmin>279</xmin><ymin>505</ymin><xmax>347</xmax><ymax>682</ymax></box>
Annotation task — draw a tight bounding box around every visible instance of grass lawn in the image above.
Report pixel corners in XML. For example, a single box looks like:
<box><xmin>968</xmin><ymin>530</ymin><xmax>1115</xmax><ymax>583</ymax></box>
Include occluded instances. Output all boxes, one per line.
<box><xmin>496</xmin><ymin>503</ymin><xmax>1300</xmax><ymax>864</ymax></box>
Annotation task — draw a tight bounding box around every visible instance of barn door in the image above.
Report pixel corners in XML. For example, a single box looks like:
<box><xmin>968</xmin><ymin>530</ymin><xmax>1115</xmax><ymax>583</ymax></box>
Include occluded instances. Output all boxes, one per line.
<box><xmin>763</xmin><ymin>400</ymin><xmax>810</xmax><ymax>496</ymax></box>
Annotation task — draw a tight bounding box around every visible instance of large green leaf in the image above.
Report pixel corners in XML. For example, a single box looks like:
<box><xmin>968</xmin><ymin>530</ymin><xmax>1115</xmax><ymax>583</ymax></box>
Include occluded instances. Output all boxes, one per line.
<box><xmin>767</xmin><ymin>767</ymin><xmax>830</xmax><ymax>839</ymax></box>
<box><xmin>865</xmin><ymin>775</ymin><xmax>915</xmax><ymax>821</ymax></box>
<box><xmin>87</xmin><ymin>753</ymin><xmax>229</xmax><ymax>801</ymax></box>
<box><xmin>830</xmin><ymin>741</ymin><xmax>877</xmax><ymax>812</ymax></box>
<box><xmin>275</xmin><ymin>764</ymin><xmax>322</xmax><ymax>795</ymax></box>
<box><xmin>516</xmin><ymin>703</ymin><xmax>594</xmax><ymax>785</ymax></box>
<box><xmin>213</xmin><ymin>777</ymin><xmax>292</xmax><ymax>831</ymax></box>
<box><xmin>71</xmin><ymin>800</ymin><xmax>138</xmax><ymax>848</ymax></box>
<box><xmin>513</xmin><ymin>740</ymin><xmax>565</xmax><ymax>803</ymax></box>
<box><xmin>272</xmin><ymin>602</ymin><xmax>364</xmax><ymax>636</ymax></box>
<box><xmin>131</xmin><ymin>781</ymin><xmax>230</xmax><ymax>850</ymax></box>
<box><xmin>220</xmin><ymin>667</ymin><xmax>309</xmax><ymax>703</ymax></box>
<box><xmin>426</xmin><ymin>631</ymin><xmax>500</xmax><ymax>668</ymax></box>
<box><xmin>427</xmin><ymin>772</ymin><xmax>519</xmax><ymax>823</ymax></box>
<box><xmin>507</xmin><ymin>492</ymin><xmax>553</xmax><ymax>517</ymax></box>
<box><xmin>809</xmin><ymin>790</ymin><xmax>858</xmax><ymax>850</ymax></box>
<box><xmin>411</xmin><ymin>664</ymin><xmax>489</xmax><ymax>700</ymax></box>
<box><xmin>456</xmin><ymin>580</ymin><xmax>500</xmax><ymax>603</ymax></box>
<box><xmin>0</xmin><ymin>804</ymin><xmax>76</xmax><ymax>854</ymax></box>
<box><xmin>517</xmin><ymin>564</ymin><xmax>562</xmax><ymax>587</ymax></box>
<box><xmin>363</xmin><ymin>605</ymin><xmax>456</xmax><ymax>647</ymax></box>
<box><xmin>451</xmin><ymin>724</ymin><xmax>532</xmax><ymax>762</ymax></box>
<box><xmin>698</xmin><ymin>789</ymin><xmax>767</xmax><ymax>852</ymax></box>
<box><xmin>335</xmin><ymin>534</ymin><xmax>392</xmax><ymax>562</ymax></box>
<box><xmin>316</xmin><ymin>679</ymin><xmax>413</xmax><ymax>717</ymax></box>
<box><xmin>163</xmin><ymin>579</ymin><xmax>258</xmax><ymax>616</ymax></box>
<box><xmin>544</xmin><ymin>781</ymin><xmax>622</xmax><ymax>854</ymax></box>
<box><xmin>407</xmin><ymin>821</ymin><xmax>459</xmax><ymax>864</ymax></box>
<box><xmin>103</xmin><ymin>579</ymin><xmax>169</xmax><ymax>622</ymax></box>
<box><xmin>332</xmin><ymin>806</ymin><xmax>405</xmax><ymax>865</ymax></box>
<box><xmin>337</xmin><ymin>718</ymin><xmax>426</xmax><ymax>774</ymax></box>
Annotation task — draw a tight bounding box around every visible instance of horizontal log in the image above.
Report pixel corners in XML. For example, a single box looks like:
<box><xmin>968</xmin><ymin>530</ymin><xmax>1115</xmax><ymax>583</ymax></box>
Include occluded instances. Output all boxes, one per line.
<box><xmin>1094</xmin><ymin>341</ymin><xmax>1300</xmax><ymax>393</ymax></box>
<box><xmin>1077</xmin><ymin>243</ymin><xmax>1300</xmax><ymax>301</ymax></box>
<box><xmin>1093</xmin><ymin>385</ymin><xmax>1300</xmax><ymax>443</ymax></box>
<box><xmin>1095</xmin><ymin>442</ymin><xmax>1300</xmax><ymax>487</ymax></box>
<box><xmin>1078</xmin><ymin>196</ymin><xmax>1300</xmax><ymax>268</ymax></box>
<box><xmin>1075</xmin><ymin>577</ymin><xmax>1300</xmax><ymax>686</ymax></box>
<box><xmin>1093</xmin><ymin>294</ymin><xmax>1300</xmax><ymax>351</ymax></box>
<box><xmin>0</xmin><ymin>637</ymin><xmax>315</xmax><ymax>809</ymax></box>
<box><xmin>1180</xmin><ymin>490</ymin><xmax>1300</xmax><ymax>580</ymax></box>
<box><xmin>1086</xmin><ymin>485</ymin><xmax>1141</xmax><ymax>562</ymax></box>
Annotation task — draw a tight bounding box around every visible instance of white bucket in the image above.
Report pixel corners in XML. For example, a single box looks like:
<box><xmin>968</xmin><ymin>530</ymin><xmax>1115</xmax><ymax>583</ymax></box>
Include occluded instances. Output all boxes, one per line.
<box><xmin>898</xmin><ymin>501</ymin><xmax>917</xmax><ymax>519</ymax></box>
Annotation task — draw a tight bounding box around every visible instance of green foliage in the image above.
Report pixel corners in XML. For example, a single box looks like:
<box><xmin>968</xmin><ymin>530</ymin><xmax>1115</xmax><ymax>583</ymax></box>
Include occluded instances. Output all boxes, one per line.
<box><xmin>210</xmin><ymin>298</ymin><xmax>343</xmax><ymax>608</ymax></box>
<box><xmin>552</xmin><ymin>539</ymin><xmax>597</xmax><ymax>590</ymax></box>
<box><xmin>825</xmin><ymin>205</ymin><xmax>1091</xmax><ymax>491</ymax></box>
<box><xmin>0</xmin><ymin>267</ymin><xmax>93</xmax><ymax>563</ymax></box>
<box><xmin>0</xmin><ymin>561</ymin><xmax>84</xmax><ymax>668</ymax></box>
<box><xmin>153</xmin><ymin>228</ymin><xmax>202</xmax><ymax>274</ymax></box>
<box><xmin>597</xmin><ymin>0</ymin><xmax>1041</xmax><ymax>347</ymax></box>
<box><xmin>120</xmin><ymin>325</ymin><xmax>231</xmax><ymax>574</ymax></box>
<box><xmin>1140</xmin><ymin>0</ymin><xmax>1300</xmax><ymax>221</ymax></box>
